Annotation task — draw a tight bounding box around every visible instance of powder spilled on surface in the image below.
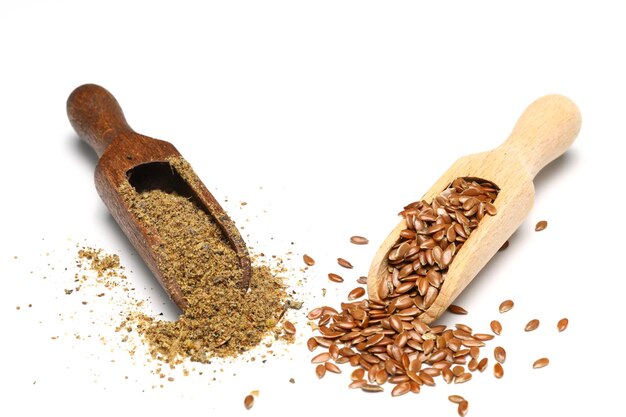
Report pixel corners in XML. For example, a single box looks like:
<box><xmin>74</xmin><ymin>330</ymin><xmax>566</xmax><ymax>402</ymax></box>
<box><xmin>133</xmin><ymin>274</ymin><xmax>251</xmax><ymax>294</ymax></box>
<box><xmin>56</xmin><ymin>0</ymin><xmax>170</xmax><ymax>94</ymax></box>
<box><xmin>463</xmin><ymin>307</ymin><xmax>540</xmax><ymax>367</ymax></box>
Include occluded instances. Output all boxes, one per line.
<box><xmin>120</xmin><ymin>157</ymin><xmax>288</xmax><ymax>364</ymax></box>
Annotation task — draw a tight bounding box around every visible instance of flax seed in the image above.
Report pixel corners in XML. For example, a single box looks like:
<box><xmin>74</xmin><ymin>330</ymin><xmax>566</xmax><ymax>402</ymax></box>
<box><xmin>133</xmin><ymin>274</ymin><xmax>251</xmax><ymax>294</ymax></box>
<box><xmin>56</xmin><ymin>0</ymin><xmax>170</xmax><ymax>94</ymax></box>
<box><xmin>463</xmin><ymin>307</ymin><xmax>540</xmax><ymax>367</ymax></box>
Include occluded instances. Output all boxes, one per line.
<box><xmin>375</xmin><ymin>369</ymin><xmax>388</xmax><ymax>385</ymax></box>
<box><xmin>351</xmin><ymin>368</ymin><xmax>365</xmax><ymax>381</ymax></box>
<box><xmin>418</xmin><ymin>371</ymin><xmax>435</xmax><ymax>386</ymax></box>
<box><xmin>477</xmin><ymin>357</ymin><xmax>488</xmax><ymax>372</ymax></box>
<box><xmin>303</xmin><ymin>254</ymin><xmax>315</xmax><ymax>266</ymax></box>
<box><xmin>328</xmin><ymin>273</ymin><xmax>344</xmax><ymax>283</ymax></box>
<box><xmin>494</xmin><ymin>363</ymin><xmax>504</xmax><ymax>378</ymax></box>
<box><xmin>409</xmin><ymin>381</ymin><xmax>421</xmax><ymax>393</ymax></box>
<box><xmin>244</xmin><ymin>394</ymin><xmax>254</xmax><ymax>410</ymax></box>
<box><xmin>307</xmin><ymin>307</ymin><xmax>323</xmax><ymax>320</ymax></box>
<box><xmin>349</xmin><ymin>380</ymin><xmax>367</xmax><ymax>389</ymax></box>
<box><xmin>494</xmin><ymin>346</ymin><xmax>506</xmax><ymax>364</ymax></box>
<box><xmin>338</xmin><ymin>258</ymin><xmax>353</xmax><ymax>269</ymax></box>
<box><xmin>525</xmin><ymin>319</ymin><xmax>539</xmax><ymax>332</ymax></box>
<box><xmin>557</xmin><ymin>318</ymin><xmax>569</xmax><ymax>332</ymax></box>
<box><xmin>350</xmin><ymin>236</ymin><xmax>369</xmax><ymax>245</ymax></box>
<box><xmin>311</xmin><ymin>352</ymin><xmax>331</xmax><ymax>363</ymax></box>
<box><xmin>455</xmin><ymin>373</ymin><xmax>472</xmax><ymax>384</ymax></box>
<box><xmin>325</xmin><ymin>362</ymin><xmax>341</xmax><ymax>373</ymax></box>
<box><xmin>391</xmin><ymin>382</ymin><xmax>410</xmax><ymax>397</ymax></box>
<box><xmin>452</xmin><ymin>366</ymin><xmax>464</xmax><ymax>376</ymax></box>
<box><xmin>348</xmin><ymin>287</ymin><xmax>366</xmax><ymax>300</ymax></box>
<box><xmin>458</xmin><ymin>400</ymin><xmax>469</xmax><ymax>417</ymax></box>
<box><xmin>448</xmin><ymin>305</ymin><xmax>468</xmax><ymax>315</ymax></box>
<box><xmin>283</xmin><ymin>320</ymin><xmax>296</xmax><ymax>335</ymax></box>
<box><xmin>490</xmin><ymin>320</ymin><xmax>502</xmax><ymax>335</ymax></box>
<box><xmin>307</xmin><ymin>337</ymin><xmax>318</xmax><ymax>351</ymax></box>
<box><xmin>499</xmin><ymin>300</ymin><xmax>514</xmax><ymax>313</ymax></box>
<box><xmin>535</xmin><ymin>220</ymin><xmax>548</xmax><ymax>231</ymax></box>
<box><xmin>448</xmin><ymin>395</ymin><xmax>465</xmax><ymax>404</ymax></box>
<box><xmin>315</xmin><ymin>364</ymin><xmax>326</xmax><ymax>378</ymax></box>
<box><xmin>455</xmin><ymin>323</ymin><xmax>473</xmax><ymax>333</ymax></box>
<box><xmin>361</xmin><ymin>384</ymin><xmax>384</xmax><ymax>393</ymax></box>
<box><xmin>533</xmin><ymin>357</ymin><xmax>549</xmax><ymax>369</ymax></box>
<box><xmin>328</xmin><ymin>342</ymin><xmax>339</xmax><ymax>359</ymax></box>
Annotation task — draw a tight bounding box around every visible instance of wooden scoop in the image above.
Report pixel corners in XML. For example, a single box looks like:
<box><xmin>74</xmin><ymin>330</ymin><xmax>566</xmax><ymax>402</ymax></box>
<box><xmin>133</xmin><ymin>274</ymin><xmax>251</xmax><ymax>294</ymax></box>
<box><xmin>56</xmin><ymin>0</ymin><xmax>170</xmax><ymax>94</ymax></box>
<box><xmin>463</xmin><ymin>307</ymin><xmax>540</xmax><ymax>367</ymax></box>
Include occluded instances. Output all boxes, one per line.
<box><xmin>67</xmin><ymin>84</ymin><xmax>252</xmax><ymax>310</ymax></box>
<box><xmin>367</xmin><ymin>94</ymin><xmax>581</xmax><ymax>323</ymax></box>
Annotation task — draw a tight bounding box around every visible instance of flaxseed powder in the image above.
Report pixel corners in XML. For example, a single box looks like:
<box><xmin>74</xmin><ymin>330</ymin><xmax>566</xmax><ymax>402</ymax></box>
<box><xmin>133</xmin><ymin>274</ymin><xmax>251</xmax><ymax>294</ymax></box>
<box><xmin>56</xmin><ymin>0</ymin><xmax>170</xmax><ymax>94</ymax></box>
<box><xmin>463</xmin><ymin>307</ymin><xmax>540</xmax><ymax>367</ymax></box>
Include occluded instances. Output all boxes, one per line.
<box><xmin>120</xmin><ymin>157</ymin><xmax>289</xmax><ymax>363</ymax></box>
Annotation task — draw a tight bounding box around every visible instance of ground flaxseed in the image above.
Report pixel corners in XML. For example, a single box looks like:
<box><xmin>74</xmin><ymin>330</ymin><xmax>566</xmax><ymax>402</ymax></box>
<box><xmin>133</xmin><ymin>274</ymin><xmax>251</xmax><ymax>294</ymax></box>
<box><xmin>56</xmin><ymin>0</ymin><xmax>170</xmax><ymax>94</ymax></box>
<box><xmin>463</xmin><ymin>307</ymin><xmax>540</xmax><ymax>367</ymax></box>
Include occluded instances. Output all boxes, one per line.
<box><xmin>120</xmin><ymin>157</ymin><xmax>288</xmax><ymax>363</ymax></box>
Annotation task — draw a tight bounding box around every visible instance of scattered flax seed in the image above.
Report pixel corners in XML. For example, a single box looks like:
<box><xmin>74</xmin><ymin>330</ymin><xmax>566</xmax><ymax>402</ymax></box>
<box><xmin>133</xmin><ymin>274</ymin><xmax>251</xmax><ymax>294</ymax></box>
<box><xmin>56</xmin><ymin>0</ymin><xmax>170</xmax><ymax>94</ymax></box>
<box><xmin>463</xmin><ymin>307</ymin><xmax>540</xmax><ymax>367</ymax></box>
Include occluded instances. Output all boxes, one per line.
<box><xmin>499</xmin><ymin>240</ymin><xmax>509</xmax><ymax>251</ymax></box>
<box><xmin>347</xmin><ymin>287</ymin><xmax>366</xmax><ymax>300</ymax></box>
<box><xmin>535</xmin><ymin>220</ymin><xmax>548</xmax><ymax>231</ymax></box>
<box><xmin>448</xmin><ymin>395</ymin><xmax>466</xmax><ymax>404</ymax></box>
<box><xmin>289</xmin><ymin>378</ymin><xmax>295</xmax><ymax>384</ymax></box>
<box><xmin>307</xmin><ymin>307</ymin><xmax>323</xmax><ymax>320</ymax></box>
<box><xmin>557</xmin><ymin>318</ymin><xmax>569</xmax><ymax>332</ymax></box>
<box><xmin>311</xmin><ymin>352</ymin><xmax>330</xmax><ymax>363</ymax></box>
<box><xmin>458</xmin><ymin>400</ymin><xmax>469</xmax><ymax>417</ymax></box>
<box><xmin>490</xmin><ymin>320</ymin><xmax>502</xmax><ymax>335</ymax></box>
<box><xmin>316</xmin><ymin>364</ymin><xmax>327</xmax><ymax>379</ymax></box>
<box><xmin>455</xmin><ymin>373</ymin><xmax>472</xmax><ymax>384</ymax></box>
<box><xmin>448</xmin><ymin>305</ymin><xmax>468</xmax><ymax>315</ymax></box>
<box><xmin>525</xmin><ymin>319</ymin><xmax>540</xmax><ymax>332</ymax></box>
<box><xmin>303</xmin><ymin>254</ymin><xmax>315</xmax><ymax>266</ymax></box>
<box><xmin>494</xmin><ymin>346</ymin><xmax>506</xmax><ymax>364</ymax></box>
<box><xmin>533</xmin><ymin>357</ymin><xmax>550</xmax><ymax>369</ymax></box>
<box><xmin>361</xmin><ymin>384</ymin><xmax>384</xmax><ymax>393</ymax></box>
<box><xmin>391</xmin><ymin>382</ymin><xmax>410</xmax><ymax>397</ymax></box>
<box><xmin>244</xmin><ymin>394</ymin><xmax>254</xmax><ymax>409</ymax></box>
<box><xmin>499</xmin><ymin>300</ymin><xmax>514</xmax><ymax>313</ymax></box>
<box><xmin>307</xmin><ymin>338</ymin><xmax>318</xmax><ymax>351</ymax></box>
<box><xmin>306</xmin><ymin>177</ymin><xmax>515</xmax><ymax>406</ymax></box>
<box><xmin>494</xmin><ymin>363</ymin><xmax>504</xmax><ymax>378</ymax></box>
<box><xmin>283</xmin><ymin>320</ymin><xmax>296</xmax><ymax>335</ymax></box>
<box><xmin>350</xmin><ymin>236</ymin><xmax>369</xmax><ymax>245</ymax></box>
<box><xmin>337</xmin><ymin>258</ymin><xmax>353</xmax><ymax>269</ymax></box>
<box><xmin>349</xmin><ymin>380</ymin><xmax>367</xmax><ymax>389</ymax></box>
<box><xmin>325</xmin><ymin>362</ymin><xmax>341</xmax><ymax>373</ymax></box>
<box><xmin>356</xmin><ymin>276</ymin><xmax>367</xmax><ymax>284</ymax></box>
<box><xmin>351</xmin><ymin>368</ymin><xmax>365</xmax><ymax>381</ymax></box>
<box><xmin>328</xmin><ymin>273</ymin><xmax>344</xmax><ymax>283</ymax></box>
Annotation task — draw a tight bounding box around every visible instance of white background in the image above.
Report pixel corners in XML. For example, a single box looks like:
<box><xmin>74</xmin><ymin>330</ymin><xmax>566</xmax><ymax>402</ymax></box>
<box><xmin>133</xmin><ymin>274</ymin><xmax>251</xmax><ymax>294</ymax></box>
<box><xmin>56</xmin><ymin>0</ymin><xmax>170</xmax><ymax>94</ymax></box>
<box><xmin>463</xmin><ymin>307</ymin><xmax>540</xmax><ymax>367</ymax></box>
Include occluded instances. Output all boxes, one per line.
<box><xmin>1</xmin><ymin>1</ymin><xmax>624</xmax><ymax>415</ymax></box>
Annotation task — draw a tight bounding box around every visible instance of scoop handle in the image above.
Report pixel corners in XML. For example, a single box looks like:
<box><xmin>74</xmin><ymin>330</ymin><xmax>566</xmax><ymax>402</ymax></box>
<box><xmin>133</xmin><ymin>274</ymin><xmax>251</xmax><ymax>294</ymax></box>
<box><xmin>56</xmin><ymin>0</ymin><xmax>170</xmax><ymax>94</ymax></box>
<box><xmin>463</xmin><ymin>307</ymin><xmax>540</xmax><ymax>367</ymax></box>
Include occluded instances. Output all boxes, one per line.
<box><xmin>499</xmin><ymin>94</ymin><xmax>581</xmax><ymax>178</ymax></box>
<box><xmin>67</xmin><ymin>84</ymin><xmax>134</xmax><ymax>157</ymax></box>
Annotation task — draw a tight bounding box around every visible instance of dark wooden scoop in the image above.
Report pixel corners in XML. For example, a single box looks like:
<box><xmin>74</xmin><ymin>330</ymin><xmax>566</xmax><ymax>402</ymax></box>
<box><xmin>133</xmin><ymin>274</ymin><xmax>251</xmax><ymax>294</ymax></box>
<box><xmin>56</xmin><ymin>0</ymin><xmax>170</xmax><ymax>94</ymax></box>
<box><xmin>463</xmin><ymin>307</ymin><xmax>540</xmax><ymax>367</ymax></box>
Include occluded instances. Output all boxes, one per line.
<box><xmin>67</xmin><ymin>83</ymin><xmax>252</xmax><ymax>310</ymax></box>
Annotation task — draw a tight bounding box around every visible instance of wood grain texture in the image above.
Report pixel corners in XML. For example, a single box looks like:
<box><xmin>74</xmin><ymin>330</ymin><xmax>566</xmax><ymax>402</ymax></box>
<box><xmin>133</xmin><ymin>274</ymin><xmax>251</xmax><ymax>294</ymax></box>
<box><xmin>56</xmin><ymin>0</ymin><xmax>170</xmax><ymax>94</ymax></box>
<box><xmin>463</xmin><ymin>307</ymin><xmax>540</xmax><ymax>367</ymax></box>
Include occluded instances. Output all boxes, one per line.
<box><xmin>367</xmin><ymin>95</ymin><xmax>581</xmax><ymax>323</ymax></box>
<box><xmin>67</xmin><ymin>84</ymin><xmax>252</xmax><ymax>310</ymax></box>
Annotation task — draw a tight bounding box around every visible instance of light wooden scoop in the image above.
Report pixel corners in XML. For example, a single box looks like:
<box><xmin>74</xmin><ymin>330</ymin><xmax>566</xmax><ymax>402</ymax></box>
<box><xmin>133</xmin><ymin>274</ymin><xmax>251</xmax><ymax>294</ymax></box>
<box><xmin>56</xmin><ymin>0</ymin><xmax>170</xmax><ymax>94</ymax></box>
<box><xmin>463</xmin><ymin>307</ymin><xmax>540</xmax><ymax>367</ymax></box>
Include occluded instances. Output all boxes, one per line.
<box><xmin>367</xmin><ymin>95</ymin><xmax>581</xmax><ymax>323</ymax></box>
<box><xmin>67</xmin><ymin>84</ymin><xmax>252</xmax><ymax>311</ymax></box>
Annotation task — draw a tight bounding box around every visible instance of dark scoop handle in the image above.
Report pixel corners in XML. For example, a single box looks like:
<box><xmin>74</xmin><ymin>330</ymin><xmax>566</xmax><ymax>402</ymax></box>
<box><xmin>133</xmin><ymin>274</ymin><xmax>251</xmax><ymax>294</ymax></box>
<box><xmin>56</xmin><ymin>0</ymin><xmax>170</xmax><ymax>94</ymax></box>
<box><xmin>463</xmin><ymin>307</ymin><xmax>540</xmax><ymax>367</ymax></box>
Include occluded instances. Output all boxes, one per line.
<box><xmin>67</xmin><ymin>84</ymin><xmax>134</xmax><ymax>157</ymax></box>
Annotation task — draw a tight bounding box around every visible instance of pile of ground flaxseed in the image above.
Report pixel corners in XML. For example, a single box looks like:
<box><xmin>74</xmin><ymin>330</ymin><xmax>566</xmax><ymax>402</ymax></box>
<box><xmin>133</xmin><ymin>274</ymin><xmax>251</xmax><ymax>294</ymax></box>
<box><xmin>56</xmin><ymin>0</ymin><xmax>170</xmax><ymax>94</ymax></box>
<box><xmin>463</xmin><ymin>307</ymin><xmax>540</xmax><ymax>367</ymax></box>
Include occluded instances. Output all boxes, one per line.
<box><xmin>117</xmin><ymin>158</ymin><xmax>293</xmax><ymax>364</ymax></box>
<box><xmin>69</xmin><ymin>157</ymin><xmax>297</xmax><ymax>370</ymax></box>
